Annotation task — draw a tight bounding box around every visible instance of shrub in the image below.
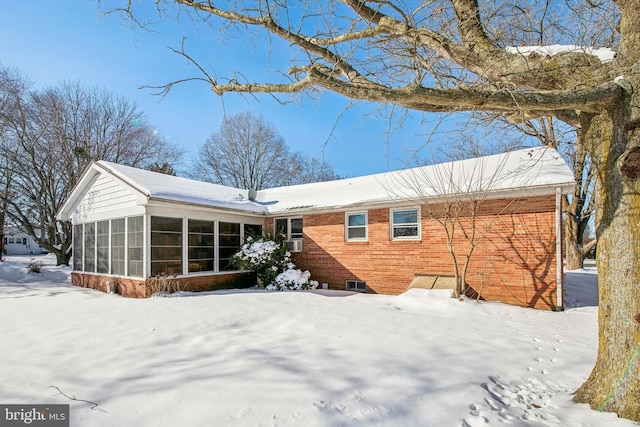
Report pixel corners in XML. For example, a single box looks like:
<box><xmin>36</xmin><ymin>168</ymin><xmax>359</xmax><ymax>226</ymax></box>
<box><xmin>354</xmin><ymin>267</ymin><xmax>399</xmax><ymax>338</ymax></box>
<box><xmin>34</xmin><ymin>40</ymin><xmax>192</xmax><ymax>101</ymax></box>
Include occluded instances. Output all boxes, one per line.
<box><xmin>27</xmin><ymin>260</ymin><xmax>44</xmax><ymax>274</ymax></box>
<box><xmin>230</xmin><ymin>234</ymin><xmax>291</xmax><ymax>286</ymax></box>
<box><xmin>231</xmin><ymin>234</ymin><xmax>317</xmax><ymax>290</ymax></box>
<box><xmin>147</xmin><ymin>274</ymin><xmax>180</xmax><ymax>296</ymax></box>
<box><xmin>266</xmin><ymin>269</ymin><xmax>319</xmax><ymax>291</ymax></box>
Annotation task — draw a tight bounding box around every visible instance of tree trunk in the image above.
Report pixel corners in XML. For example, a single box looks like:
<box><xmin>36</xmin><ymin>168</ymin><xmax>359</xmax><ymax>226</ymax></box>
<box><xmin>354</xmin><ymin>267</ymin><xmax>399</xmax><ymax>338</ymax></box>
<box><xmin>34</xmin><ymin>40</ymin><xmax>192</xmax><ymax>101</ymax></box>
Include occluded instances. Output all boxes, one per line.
<box><xmin>564</xmin><ymin>217</ymin><xmax>584</xmax><ymax>270</ymax></box>
<box><xmin>574</xmin><ymin>4</ymin><xmax>640</xmax><ymax>418</ymax></box>
<box><xmin>53</xmin><ymin>248</ymin><xmax>72</xmax><ymax>267</ymax></box>
<box><xmin>574</xmin><ymin>106</ymin><xmax>640</xmax><ymax>419</ymax></box>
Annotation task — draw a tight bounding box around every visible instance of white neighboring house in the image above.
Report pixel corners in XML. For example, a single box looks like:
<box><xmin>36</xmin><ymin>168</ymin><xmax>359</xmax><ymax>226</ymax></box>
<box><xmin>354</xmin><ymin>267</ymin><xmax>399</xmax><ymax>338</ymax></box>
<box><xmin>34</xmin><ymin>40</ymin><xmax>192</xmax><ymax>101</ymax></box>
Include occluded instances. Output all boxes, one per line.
<box><xmin>2</xmin><ymin>226</ymin><xmax>47</xmax><ymax>256</ymax></box>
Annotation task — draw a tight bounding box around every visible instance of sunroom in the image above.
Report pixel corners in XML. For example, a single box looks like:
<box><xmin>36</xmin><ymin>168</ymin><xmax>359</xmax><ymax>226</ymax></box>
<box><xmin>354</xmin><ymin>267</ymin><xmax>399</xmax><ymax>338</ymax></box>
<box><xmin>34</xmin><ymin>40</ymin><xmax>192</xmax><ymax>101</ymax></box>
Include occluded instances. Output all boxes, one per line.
<box><xmin>58</xmin><ymin>161</ymin><xmax>266</xmax><ymax>297</ymax></box>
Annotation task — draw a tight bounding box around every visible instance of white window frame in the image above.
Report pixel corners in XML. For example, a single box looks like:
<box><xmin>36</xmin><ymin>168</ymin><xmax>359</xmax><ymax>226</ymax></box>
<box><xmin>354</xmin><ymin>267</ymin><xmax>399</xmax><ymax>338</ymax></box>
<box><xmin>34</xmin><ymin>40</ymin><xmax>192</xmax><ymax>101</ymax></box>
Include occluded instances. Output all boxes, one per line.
<box><xmin>390</xmin><ymin>207</ymin><xmax>421</xmax><ymax>241</ymax></box>
<box><xmin>345</xmin><ymin>211</ymin><xmax>368</xmax><ymax>242</ymax></box>
<box><xmin>275</xmin><ymin>217</ymin><xmax>303</xmax><ymax>252</ymax></box>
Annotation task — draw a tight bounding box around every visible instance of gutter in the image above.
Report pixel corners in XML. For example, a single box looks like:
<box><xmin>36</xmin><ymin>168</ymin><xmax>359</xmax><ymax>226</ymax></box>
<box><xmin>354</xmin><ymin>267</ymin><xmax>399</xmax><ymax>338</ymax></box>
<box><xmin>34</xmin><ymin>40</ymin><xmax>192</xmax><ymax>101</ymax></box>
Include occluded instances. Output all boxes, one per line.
<box><xmin>146</xmin><ymin>196</ymin><xmax>268</xmax><ymax>217</ymax></box>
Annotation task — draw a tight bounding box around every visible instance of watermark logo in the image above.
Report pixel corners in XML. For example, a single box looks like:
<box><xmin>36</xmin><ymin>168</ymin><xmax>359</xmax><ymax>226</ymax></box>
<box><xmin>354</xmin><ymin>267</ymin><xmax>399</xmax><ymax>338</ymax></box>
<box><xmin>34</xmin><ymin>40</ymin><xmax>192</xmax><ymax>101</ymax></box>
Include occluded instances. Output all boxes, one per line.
<box><xmin>0</xmin><ymin>405</ymin><xmax>69</xmax><ymax>427</ymax></box>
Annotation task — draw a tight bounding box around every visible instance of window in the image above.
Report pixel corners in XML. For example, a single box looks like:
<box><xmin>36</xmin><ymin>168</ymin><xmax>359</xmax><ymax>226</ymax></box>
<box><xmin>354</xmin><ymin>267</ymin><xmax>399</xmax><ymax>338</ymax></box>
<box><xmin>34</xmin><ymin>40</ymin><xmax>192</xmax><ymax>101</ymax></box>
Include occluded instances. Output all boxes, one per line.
<box><xmin>275</xmin><ymin>218</ymin><xmax>288</xmax><ymax>237</ymax></box>
<box><xmin>244</xmin><ymin>223</ymin><xmax>263</xmax><ymax>239</ymax></box>
<box><xmin>188</xmin><ymin>220</ymin><xmax>214</xmax><ymax>273</ymax></box>
<box><xmin>7</xmin><ymin>237</ymin><xmax>14</xmax><ymax>244</ymax></box>
<box><xmin>111</xmin><ymin>218</ymin><xmax>125</xmax><ymax>275</ymax></box>
<box><xmin>151</xmin><ymin>216</ymin><xmax>183</xmax><ymax>276</ymax></box>
<box><xmin>96</xmin><ymin>221</ymin><xmax>109</xmax><ymax>274</ymax></box>
<box><xmin>73</xmin><ymin>224</ymin><xmax>83</xmax><ymax>271</ymax></box>
<box><xmin>391</xmin><ymin>208</ymin><xmax>420</xmax><ymax>240</ymax></box>
<box><xmin>84</xmin><ymin>222</ymin><xmax>96</xmax><ymax>272</ymax></box>
<box><xmin>127</xmin><ymin>216</ymin><xmax>144</xmax><ymax>277</ymax></box>
<box><xmin>219</xmin><ymin>222</ymin><xmax>241</xmax><ymax>271</ymax></box>
<box><xmin>346</xmin><ymin>212</ymin><xmax>368</xmax><ymax>241</ymax></box>
<box><xmin>275</xmin><ymin>218</ymin><xmax>303</xmax><ymax>240</ymax></box>
<box><xmin>346</xmin><ymin>280</ymin><xmax>367</xmax><ymax>292</ymax></box>
<box><xmin>275</xmin><ymin>217</ymin><xmax>303</xmax><ymax>252</ymax></box>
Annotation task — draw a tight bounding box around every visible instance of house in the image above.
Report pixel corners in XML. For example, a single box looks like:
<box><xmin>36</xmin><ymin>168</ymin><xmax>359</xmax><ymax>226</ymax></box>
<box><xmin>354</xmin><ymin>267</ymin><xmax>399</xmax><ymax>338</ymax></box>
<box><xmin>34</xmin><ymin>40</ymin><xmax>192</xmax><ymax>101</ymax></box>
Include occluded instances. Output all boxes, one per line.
<box><xmin>57</xmin><ymin>147</ymin><xmax>575</xmax><ymax>309</ymax></box>
<box><xmin>2</xmin><ymin>226</ymin><xmax>47</xmax><ymax>256</ymax></box>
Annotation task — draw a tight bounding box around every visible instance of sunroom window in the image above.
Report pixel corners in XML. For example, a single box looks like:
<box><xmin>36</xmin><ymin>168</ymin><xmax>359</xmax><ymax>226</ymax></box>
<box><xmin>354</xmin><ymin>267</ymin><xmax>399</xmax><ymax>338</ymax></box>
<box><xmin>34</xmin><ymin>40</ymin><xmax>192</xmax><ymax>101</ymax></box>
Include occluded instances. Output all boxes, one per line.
<box><xmin>127</xmin><ymin>216</ymin><xmax>144</xmax><ymax>277</ymax></box>
<box><xmin>111</xmin><ymin>218</ymin><xmax>125</xmax><ymax>276</ymax></box>
<box><xmin>219</xmin><ymin>222</ymin><xmax>241</xmax><ymax>271</ymax></box>
<box><xmin>151</xmin><ymin>216</ymin><xmax>183</xmax><ymax>277</ymax></box>
<box><xmin>188</xmin><ymin>219</ymin><xmax>215</xmax><ymax>273</ymax></box>
<box><xmin>73</xmin><ymin>224</ymin><xmax>83</xmax><ymax>271</ymax></box>
<box><xmin>96</xmin><ymin>220</ymin><xmax>109</xmax><ymax>274</ymax></box>
<box><xmin>84</xmin><ymin>222</ymin><xmax>96</xmax><ymax>272</ymax></box>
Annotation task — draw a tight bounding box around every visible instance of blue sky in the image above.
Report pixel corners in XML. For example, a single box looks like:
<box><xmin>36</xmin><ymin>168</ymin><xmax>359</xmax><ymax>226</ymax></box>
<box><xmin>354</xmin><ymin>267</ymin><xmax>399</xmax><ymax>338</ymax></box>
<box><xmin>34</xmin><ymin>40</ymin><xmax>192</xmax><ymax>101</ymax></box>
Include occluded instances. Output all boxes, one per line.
<box><xmin>0</xmin><ymin>1</ymin><xmax>453</xmax><ymax>177</ymax></box>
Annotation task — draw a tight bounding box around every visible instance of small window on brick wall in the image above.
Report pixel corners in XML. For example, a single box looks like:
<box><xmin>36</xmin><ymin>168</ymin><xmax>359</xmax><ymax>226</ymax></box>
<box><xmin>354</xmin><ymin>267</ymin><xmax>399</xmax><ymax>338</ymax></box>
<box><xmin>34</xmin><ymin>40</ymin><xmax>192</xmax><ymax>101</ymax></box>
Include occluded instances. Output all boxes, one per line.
<box><xmin>346</xmin><ymin>280</ymin><xmax>367</xmax><ymax>292</ymax></box>
<box><xmin>390</xmin><ymin>208</ymin><xmax>421</xmax><ymax>240</ymax></box>
<box><xmin>346</xmin><ymin>212</ymin><xmax>367</xmax><ymax>241</ymax></box>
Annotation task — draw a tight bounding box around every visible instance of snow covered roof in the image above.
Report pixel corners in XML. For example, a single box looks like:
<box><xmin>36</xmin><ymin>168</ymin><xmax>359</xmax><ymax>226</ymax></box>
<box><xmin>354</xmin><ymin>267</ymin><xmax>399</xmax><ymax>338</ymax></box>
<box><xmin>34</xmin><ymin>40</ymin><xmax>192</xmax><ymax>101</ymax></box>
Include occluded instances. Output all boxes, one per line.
<box><xmin>59</xmin><ymin>147</ymin><xmax>575</xmax><ymax>220</ymax></box>
<box><xmin>259</xmin><ymin>147</ymin><xmax>575</xmax><ymax>213</ymax></box>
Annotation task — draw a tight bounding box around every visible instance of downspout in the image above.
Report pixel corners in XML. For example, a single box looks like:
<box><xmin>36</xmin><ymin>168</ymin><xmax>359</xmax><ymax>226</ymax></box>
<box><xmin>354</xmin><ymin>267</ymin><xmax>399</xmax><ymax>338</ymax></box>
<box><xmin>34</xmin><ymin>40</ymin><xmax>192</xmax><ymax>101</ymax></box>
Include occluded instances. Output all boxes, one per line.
<box><xmin>555</xmin><ymin>187</ymin><xmax>564</xmax><ymax>311</ymax></box>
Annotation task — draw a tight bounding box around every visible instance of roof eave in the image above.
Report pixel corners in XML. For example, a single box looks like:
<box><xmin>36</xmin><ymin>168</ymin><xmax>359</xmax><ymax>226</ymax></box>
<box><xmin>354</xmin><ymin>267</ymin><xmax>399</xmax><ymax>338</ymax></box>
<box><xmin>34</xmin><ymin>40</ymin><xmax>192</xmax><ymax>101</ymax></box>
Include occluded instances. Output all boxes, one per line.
<box><xmin>266</xmin><ymin>182</ymin><xmax>576</xmax><ymax>216</ymax></box>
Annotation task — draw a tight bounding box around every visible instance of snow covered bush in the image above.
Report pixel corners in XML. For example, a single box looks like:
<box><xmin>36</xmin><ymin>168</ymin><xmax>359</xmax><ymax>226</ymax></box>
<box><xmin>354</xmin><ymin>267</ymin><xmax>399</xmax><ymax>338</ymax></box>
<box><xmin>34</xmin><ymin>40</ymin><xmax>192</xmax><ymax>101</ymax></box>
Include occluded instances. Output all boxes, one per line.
<box><xmin>230</xmin><ymin>234</ymin><xmax>292</xmax><ymax>286</ymax></box>
<box><xmin>231</xmin><ymin>234</ymin><xmax>318</xmax><ymax>290</ymax></box>
<box><xmin>266</xmin><ymin>269</ymin><xmax>319</xmax><ymax>291</ymax></box>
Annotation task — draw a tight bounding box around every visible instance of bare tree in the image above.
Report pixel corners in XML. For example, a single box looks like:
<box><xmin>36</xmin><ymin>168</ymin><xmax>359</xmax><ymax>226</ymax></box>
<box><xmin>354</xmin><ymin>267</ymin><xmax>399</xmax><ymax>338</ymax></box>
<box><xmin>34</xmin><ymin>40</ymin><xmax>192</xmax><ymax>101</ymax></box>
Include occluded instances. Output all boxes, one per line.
<box><xmin>286</xmin><ymin>153</ymin><xmax>341</xmax><ymax>185</ymax></box>
<box><xmin>0</xmin><ymin>66</ymin><xmax>31</xmax><ymax>261</ymax></box>
<box><xmin>114</xmin><ymin>0</ymin><xmax>638</xmax><ymax>419</ymax></box>
<box><xmin>390</xmin><ymin>146</ymin><xmax>517</xmax><ymax>299</ymax></box>
<box><xmin>191</xmin><ymin>111</ymin><xmax>339</xmax><ymax>189</ymax></box>
<box><xmin>458</xmin><ymin>112</ymin><xmax>597</xmax><ymax>270</ymax></box>
<box><xmin>0</xmin><ymin>71</ymin><xmax>184</xmax><ymax>265</ymax></box>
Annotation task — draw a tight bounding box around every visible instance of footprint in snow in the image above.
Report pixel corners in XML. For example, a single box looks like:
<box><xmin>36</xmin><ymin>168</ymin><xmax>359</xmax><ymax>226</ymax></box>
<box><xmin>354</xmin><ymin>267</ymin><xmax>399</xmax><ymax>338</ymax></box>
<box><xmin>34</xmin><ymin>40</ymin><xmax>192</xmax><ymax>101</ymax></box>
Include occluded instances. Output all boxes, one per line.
<box><xmin>313</xmin><ymin>400</ymin><xmax>331</xmax><ymax>409</ymax></box>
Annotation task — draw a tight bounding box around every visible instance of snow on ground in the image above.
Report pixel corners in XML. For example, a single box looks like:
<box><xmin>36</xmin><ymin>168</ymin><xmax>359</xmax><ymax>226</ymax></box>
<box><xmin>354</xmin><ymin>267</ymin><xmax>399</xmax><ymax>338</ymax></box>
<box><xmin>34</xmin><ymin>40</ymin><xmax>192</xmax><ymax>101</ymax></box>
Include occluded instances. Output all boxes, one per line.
<box><xmin>0</xmin><ymin>255</ymin><xmax>636</xmax><ymax>427</ymax></box>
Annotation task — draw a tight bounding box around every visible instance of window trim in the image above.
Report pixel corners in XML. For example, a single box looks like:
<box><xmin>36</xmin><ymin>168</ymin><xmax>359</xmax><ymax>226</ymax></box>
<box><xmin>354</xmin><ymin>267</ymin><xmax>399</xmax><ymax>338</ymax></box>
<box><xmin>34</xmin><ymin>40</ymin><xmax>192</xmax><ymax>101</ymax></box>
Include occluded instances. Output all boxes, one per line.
<box><xmin>274</xmin><ymin>217</ymin><xmax>303</xmax><ymax>252</ymax></box>
<box><xmin>345</xmin><ymin>211</ymin><xmax>368</xmax><ymax>242</ymax></box>
<box><xmin>390</xmin><ymin>207</ymin><xmax>421</xmax><ymax>241</ymax></box>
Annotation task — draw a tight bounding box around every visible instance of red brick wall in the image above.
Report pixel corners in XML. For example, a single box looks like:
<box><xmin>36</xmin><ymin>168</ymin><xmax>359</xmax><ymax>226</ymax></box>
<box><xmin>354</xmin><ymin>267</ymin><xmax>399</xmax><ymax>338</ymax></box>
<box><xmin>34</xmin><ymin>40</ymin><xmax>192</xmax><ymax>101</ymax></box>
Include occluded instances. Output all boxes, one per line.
<box><xmin>270</xmin><ymin>195</ymin><xmax>560</xmax><ymax>310</ymax></box>
<box><xmin>71</xmin><ymin>271</ymin><xmax>256</xmax><ymax>298</ymax></box>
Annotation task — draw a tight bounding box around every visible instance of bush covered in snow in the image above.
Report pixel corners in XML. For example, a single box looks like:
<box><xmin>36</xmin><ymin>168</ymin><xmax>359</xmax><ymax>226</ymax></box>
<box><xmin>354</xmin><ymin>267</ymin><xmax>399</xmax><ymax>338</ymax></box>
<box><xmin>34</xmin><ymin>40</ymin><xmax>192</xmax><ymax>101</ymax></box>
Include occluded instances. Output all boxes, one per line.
<box><xmin>231</xmin><ymin>234</ymin><xmax>317</xmax><ymax>290</ymax></box>
<box><xmin>266</xmin><ymin>269</ymin><xmax>319</xmax><ymax>291</ymax></box>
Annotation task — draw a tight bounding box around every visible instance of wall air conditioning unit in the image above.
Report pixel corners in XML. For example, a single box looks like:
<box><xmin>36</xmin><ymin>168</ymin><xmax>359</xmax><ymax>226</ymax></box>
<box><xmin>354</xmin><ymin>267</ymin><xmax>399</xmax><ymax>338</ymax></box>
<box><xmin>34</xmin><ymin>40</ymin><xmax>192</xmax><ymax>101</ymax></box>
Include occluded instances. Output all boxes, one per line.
<box><xmin>285</xmin><ymin>239</ymin><xmax>303</xmax><ymax>253</ymax></box>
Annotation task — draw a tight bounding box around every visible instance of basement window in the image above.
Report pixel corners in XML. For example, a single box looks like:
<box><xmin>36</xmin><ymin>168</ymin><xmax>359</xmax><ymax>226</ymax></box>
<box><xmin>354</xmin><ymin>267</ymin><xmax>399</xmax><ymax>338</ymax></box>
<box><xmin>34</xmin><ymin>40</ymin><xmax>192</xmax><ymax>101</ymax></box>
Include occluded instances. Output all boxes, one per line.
<box><xmin>346</xmin><ymin>280</ymin><xmax>367</xmax><ymax>292</ymax></box>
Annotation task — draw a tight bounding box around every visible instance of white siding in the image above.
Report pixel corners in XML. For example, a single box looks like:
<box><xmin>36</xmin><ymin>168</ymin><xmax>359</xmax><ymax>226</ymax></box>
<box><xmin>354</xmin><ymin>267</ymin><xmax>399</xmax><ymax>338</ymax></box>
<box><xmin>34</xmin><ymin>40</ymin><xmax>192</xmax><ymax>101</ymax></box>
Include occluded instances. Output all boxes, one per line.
<box><xmin>72</xmin><ymin>174</ymin><xmax>144</xmax><ymax>223</ymax></box>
